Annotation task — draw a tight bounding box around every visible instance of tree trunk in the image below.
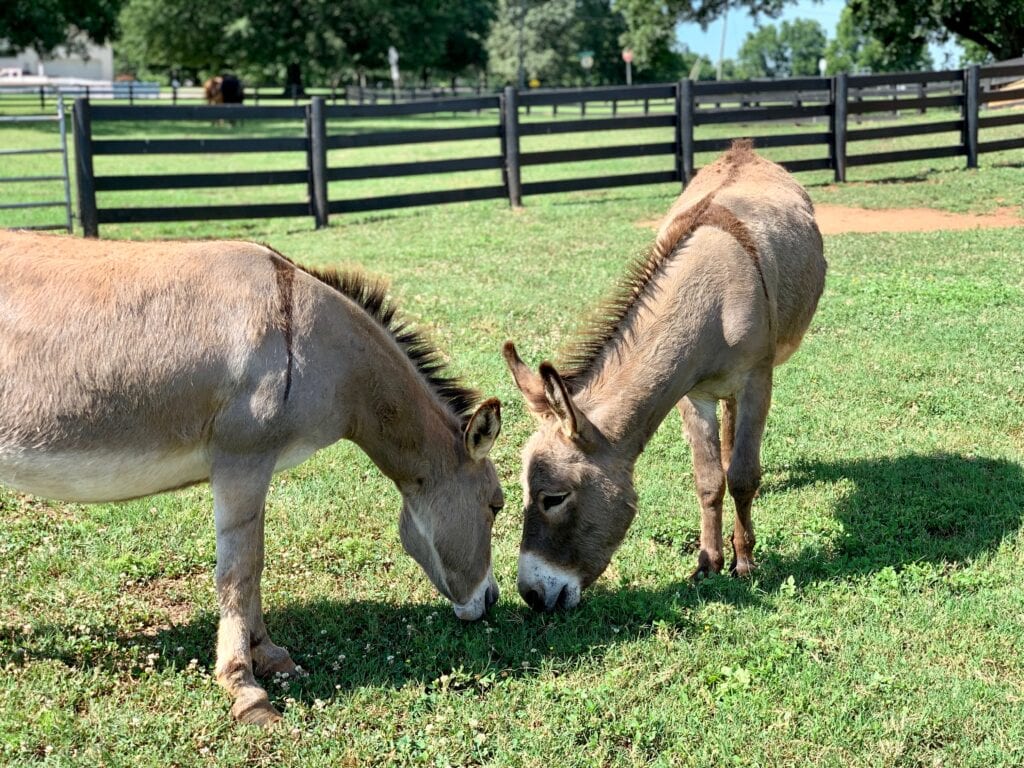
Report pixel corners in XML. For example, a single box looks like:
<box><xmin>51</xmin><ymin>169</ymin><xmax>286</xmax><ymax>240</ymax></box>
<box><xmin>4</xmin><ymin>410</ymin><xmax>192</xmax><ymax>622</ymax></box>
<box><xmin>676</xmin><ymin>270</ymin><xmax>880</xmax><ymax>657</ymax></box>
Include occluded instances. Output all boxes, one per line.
<box><xmin>283</xmin><ymin>62</ymin><xmax>305</xmax><ymax>98</ymax></box>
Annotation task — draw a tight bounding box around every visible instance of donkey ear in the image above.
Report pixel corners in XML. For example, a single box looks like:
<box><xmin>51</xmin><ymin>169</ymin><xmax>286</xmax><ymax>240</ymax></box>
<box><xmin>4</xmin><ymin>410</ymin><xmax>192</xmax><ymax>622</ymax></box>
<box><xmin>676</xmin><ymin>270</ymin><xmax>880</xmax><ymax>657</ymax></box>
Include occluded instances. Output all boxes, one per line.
<box><xmin>465</xmin><ymin>398</ymin><xmax>501</xmax><ymax>461</ymax></box>
<box><xmin>538</xmin><ymin>362</ymin><xmax>595</xmax><ymax>444</ymax></box>
<box><xmin>502</xmin><ymin>341</ymin><xmax>551</xmax><ymax>418</ymax></box>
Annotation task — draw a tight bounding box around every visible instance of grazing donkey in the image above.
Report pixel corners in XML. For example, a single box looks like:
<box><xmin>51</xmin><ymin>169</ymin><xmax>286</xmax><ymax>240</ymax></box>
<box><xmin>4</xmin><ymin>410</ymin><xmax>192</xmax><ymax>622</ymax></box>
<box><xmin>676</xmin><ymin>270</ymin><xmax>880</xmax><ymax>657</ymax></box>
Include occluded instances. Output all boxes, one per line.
<box><xmin>504</xmin><ymin>140</ymin><xmax>825</xmax><ymax>612</ymax></box>
<box><xmin>0</xmin><ymin>231</ymin><xmax>503</xmax><ymax>724</ymax></box>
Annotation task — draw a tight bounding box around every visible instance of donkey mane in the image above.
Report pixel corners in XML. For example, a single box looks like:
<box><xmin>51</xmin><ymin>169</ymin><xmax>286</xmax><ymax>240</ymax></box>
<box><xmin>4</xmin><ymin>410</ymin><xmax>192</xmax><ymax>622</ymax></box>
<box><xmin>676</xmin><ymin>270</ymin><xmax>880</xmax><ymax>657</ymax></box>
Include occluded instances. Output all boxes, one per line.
<box><xmin>270</xmin><ymin>250</ymin><xmax>480</xmax><ymax>425</ymax></box>
<box><xmin>559</xmin><ymin>139</ymin><xmax>759</xmax><ymax>392</ymax></box>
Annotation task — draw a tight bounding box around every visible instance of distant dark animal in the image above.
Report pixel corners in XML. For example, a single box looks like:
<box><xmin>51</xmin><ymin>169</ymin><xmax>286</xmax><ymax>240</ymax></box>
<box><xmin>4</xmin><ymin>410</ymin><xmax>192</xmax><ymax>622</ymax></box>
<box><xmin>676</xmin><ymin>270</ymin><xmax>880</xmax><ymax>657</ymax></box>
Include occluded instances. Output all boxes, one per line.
<box><xmin>204</xmin><ymin>74</ymin><xmax>244</xmax><ymax>105</ymax></box>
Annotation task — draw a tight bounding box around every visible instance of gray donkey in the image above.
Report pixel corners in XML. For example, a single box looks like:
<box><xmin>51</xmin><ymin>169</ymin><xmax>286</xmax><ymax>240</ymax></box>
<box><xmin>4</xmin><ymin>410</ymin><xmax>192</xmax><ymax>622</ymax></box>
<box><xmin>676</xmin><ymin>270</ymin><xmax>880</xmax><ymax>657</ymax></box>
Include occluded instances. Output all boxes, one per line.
<box><xmin>505</xmin><ymin>140</ymin><xmax>826</xmax><ymax>611</ymax></box>
<box><xmin>0</xmin><ymin>231</ymin><xmax>503</xmax><ymax>724</ymax></box>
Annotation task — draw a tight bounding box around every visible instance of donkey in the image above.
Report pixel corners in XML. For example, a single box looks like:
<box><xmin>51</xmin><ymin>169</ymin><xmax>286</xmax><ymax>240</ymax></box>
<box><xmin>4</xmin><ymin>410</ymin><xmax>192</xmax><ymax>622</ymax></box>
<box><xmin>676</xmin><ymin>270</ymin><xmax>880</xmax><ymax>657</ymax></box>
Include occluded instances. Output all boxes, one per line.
<box><xmin>0</xmin><ymin>231</ymin><xmax>503</xmax><ymax>724</ymax></box>
<box><xmin>504</xmin><ymin>140</ymin><xmax>826</xmax><ymax>612</ymax></box>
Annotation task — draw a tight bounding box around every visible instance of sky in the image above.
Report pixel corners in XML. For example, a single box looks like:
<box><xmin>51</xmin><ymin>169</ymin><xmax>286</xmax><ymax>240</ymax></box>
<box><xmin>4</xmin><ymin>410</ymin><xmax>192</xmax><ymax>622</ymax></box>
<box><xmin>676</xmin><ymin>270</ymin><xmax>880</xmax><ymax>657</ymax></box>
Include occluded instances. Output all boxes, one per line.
<box><xmin>675</xmin><ymin>0</ymin><xmax>964</xmax><ymax>72</ymax></box>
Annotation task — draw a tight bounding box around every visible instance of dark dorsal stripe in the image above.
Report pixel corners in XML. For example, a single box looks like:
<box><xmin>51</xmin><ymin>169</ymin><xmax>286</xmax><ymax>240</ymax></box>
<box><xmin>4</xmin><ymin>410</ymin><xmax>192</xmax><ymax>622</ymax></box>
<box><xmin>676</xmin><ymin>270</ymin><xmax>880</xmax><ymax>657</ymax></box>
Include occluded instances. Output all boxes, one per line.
<box><xmin>559</xmin><ymin>140</ymin><xmax>767</xmax><ymax>393</ymax></box>
<box><xmin>702</xmin><ymin>201</ymin><xmax>771</xmax><ymax>310</ymax></box>
<box><xmin>266</xmin><ymin>249</ymin><xmax>479</xmax><ymax>425</ymax></box>
<box><xmin>271</xmin><ymin>255</ymin><xmax>295</xmax><ymax>402</ymax></box>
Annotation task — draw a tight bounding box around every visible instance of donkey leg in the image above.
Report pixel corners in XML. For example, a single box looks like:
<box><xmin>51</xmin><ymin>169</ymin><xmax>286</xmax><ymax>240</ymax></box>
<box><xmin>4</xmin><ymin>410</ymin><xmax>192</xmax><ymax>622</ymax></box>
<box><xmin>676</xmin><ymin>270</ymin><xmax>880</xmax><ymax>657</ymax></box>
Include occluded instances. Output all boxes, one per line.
<box><xmin>247</xmin><ymin>506</ymin><xmax>296</xmax><ymax>679</ymax></box>
<box><xmin>728</xmin><ymin>367</ymin><xmax>773</xmax><ymax>577</ymax></box>
<box><xmin>211</xmin><ymin>451</ymin><xmax>282</xmax><ymax>726</ymax></box>
<box><xmin>679</xmin><ymin>396</ymin><xmax>726</xmax><ymax>578</ymax></box>
<box><xmin>720</xmin><ymin>396</ymin><xmax>737</xmax><ymax>474</ymax></box>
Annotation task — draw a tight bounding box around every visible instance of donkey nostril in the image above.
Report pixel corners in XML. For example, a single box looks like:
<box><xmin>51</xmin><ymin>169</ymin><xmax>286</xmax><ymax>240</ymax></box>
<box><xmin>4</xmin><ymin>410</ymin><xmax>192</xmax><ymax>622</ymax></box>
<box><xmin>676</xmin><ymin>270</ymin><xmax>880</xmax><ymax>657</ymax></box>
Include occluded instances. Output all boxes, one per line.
<box><xmin>485</xmin><ymin>584</ymin><xmax>499</xmax><ymax>611</ymax></box>
<box><xmin>555</xmin><ymin>585</ymin><xmax>570</xmax><ymax>610</ymax></box>
<box><xmin>520</xmin><ymin>587</ymin><xmax>546</xmax><ymax>612</ymax></box>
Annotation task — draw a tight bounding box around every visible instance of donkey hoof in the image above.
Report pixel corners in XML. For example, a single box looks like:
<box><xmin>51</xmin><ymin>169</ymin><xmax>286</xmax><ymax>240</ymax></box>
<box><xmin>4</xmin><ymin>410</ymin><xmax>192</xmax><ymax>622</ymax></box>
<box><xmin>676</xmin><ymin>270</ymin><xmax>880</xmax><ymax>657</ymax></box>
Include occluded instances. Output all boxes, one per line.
<box><xmin>253</xmin><ymin>646</ymin><xmax>297</xmax><ymax>678</ymax></box>
<box><xmin>730</xmin><ymin>558</ymin><xmax>755</xmax><ymax>578</ymax></box>
<box><xmin>232</xmin><ymin>691</ymin><xmax>282</xmax><ymax>727</ymax></box>
<box><xmin>691</xmin><ymin>551</ymin><xmax>725</xmax><ymax>581</ymax></box>
<box><xmin>690</xmin><ymin>565</ymin><xmax>711</xmax><ymax>582</ymax></box>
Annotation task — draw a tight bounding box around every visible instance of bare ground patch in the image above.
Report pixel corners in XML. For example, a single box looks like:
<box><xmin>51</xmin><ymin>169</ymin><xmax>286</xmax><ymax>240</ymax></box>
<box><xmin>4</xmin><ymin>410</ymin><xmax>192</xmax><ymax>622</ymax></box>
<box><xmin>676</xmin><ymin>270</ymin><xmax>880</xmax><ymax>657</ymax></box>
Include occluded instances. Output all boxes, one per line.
<box><xmin>119</xmin><ymin>571</ymin><xmax>211</xmax><ymax>637</ymax></box>
<box><xmin>638</xmin><ymin>204</ymin><xmax>1024</xmax><ymax>235</ymax></box>
<box><xmin>812</xmin><ymin>204</ymin><xmax>1024</xmax><ymax>235</ymax></box>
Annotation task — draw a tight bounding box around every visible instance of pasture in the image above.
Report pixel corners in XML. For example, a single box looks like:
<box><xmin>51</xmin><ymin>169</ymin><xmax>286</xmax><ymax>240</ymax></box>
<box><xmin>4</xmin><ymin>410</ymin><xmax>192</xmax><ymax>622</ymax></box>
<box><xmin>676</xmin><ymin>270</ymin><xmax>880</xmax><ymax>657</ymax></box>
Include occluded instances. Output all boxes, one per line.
<box><xmin>1</xmin><ymin>114</ymin><xmax>1023</xmax><ymax>766</ymax></box>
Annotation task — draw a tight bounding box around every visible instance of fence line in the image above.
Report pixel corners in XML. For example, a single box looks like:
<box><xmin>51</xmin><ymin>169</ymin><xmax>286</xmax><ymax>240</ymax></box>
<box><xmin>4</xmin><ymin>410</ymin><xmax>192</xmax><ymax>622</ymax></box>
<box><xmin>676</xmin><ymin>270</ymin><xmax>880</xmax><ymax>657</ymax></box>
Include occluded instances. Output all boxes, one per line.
<box><xmin>0</xmin><ymin>95</ymin><xmax>74</xmax><ymax>232</ymax></box>
<box><xmin>66</xmin><ymin>62</ymin><xmax>1024</xmax><ymax>236</ymax></box>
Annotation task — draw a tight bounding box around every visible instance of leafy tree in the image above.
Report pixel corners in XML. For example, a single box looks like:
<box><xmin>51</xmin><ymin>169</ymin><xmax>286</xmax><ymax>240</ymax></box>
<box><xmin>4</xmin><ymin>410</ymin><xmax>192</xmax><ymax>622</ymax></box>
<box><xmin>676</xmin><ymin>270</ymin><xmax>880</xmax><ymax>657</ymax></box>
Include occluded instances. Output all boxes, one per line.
<box><xmin>487</xmin><ymin>0</ymin><xmax>629</xmax><ymax>86</ymax></box>
<box><xmin>736</xmin><ymin>18</ymin><xmax>826</xmax><ymax>78</ymax></box>
<box><xmin>617</xmin><ymin>0</ymin><xmax>792</xmax><ymax>77</ymax></box>
<box><xmin>958</xmin><ymin>38</ymin><xmax>994</xmax><ymax>66</ymax></box>
<box><xmin>849</xmin><ymin>0</ymin><xmax>1024</xmax><ymax>64</ymax></box>
<box><xmin>115</xmin><ymin>0</ymin><xmax>232</xmax><ymax>77</ymax></box>
<box><xmin>823</xmin><ymin>7</ymin><xmax>932</xmax><ymax>75</ymax></box>
<box><xmin>116</xmin><ymin>0</ymin><xmax>494</xmax><ymax>89</ymax></box>
<box><xmin>1</xmin><ymin>0</ymin><xmax>123</xmax><ymax>58</ymax></box>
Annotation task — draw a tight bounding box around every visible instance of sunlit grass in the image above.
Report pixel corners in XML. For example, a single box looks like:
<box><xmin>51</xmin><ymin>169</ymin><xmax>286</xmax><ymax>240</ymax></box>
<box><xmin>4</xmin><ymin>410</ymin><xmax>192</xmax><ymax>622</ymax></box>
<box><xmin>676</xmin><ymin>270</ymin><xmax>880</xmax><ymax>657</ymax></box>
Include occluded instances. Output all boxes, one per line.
<box><xmin>0</xmin><ymin>104</ymin><xmax>1023</xmax><ymax>767</ymax></box>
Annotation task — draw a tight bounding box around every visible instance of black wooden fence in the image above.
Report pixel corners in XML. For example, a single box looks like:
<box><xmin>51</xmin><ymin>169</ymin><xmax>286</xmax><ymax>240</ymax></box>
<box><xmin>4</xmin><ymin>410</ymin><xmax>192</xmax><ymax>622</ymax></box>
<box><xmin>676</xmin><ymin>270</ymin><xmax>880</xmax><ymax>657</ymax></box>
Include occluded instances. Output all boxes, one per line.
<box><xmin>72</xmin><ymin>63</ymin><xmax>1024</xmax><ymax>236</ymax></box>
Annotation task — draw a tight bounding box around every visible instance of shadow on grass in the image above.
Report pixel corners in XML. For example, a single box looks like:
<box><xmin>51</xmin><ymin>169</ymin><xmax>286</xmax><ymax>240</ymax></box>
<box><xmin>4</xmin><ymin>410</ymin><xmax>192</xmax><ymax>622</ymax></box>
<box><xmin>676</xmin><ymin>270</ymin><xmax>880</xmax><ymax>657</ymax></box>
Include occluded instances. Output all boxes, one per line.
<box><xmin>5</xmin><ymin>453</ymin><xmax>1020</xmax><ymax>711</ymax></box>
<box><xmin>761</xmin><ymin>452</ymin><xmax>1024</xmax><ymax>586</ymax></box>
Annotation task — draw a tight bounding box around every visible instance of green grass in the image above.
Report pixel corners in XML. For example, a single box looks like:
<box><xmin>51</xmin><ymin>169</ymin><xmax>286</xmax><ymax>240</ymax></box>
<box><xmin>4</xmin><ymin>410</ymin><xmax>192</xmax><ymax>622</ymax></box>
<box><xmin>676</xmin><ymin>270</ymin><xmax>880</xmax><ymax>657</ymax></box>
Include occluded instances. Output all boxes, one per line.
<box><xmin>1</xmin><ymin>112</ymin><xmax>1023</xmax><ymax>766</ymax></box>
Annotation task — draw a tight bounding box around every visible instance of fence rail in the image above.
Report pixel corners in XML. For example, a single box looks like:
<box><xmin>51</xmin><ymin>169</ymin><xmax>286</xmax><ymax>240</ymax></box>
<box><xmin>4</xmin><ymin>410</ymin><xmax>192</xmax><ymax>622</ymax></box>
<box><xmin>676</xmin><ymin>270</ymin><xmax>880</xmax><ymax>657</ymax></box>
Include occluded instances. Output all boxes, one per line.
<box><xmin>0</xmin><ymin>96</ymin><xmax>73</xmax><ymax>232</ymax></box>
<box><xmin>65</xmin><ymin>62</ymin><xmax>1024</xmax><ymax>236</ymax></box>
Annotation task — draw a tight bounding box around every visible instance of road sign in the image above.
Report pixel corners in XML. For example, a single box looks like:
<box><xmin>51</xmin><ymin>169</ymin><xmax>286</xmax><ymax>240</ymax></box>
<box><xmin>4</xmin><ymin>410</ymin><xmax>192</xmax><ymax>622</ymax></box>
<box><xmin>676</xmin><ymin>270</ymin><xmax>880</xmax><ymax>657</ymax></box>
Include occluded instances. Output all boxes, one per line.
<box><xmin>622</xmin><ymin>49</ymin><xmax>633</xmax><ymax>63</ymax></box>
<box><xmin>579</xmin><ymin>50</ymin><xmax>594</xmax><ymax>70</ymax></box>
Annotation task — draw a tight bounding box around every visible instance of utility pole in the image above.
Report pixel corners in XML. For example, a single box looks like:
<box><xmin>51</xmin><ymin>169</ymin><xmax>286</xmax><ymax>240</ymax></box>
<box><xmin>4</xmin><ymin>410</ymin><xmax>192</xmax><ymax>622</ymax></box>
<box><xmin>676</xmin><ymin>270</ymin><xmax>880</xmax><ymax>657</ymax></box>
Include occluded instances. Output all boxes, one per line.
<box><xmin>517</xmin><ymin>0</ymin><xmax>526</xmax><ymax>89</ymax></box>
<box><xmin>716</xmin><ymin>10</ymin><xmax>728</xmax><ymax>81</ymax></box>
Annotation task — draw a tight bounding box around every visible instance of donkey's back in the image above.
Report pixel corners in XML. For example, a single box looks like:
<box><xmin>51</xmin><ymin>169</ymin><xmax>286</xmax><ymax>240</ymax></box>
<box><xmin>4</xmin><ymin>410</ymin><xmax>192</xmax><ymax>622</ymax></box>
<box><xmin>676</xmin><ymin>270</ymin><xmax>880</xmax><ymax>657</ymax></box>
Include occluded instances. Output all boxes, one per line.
<box><xmin>0</xmin><ymin>232</ymin><xmax>306</xmax><ymax>501</ymax></box>
<box><xmin>657</xmin><ymin>140</ymin><xmax>825</xmax><ymax>364</ymax></box>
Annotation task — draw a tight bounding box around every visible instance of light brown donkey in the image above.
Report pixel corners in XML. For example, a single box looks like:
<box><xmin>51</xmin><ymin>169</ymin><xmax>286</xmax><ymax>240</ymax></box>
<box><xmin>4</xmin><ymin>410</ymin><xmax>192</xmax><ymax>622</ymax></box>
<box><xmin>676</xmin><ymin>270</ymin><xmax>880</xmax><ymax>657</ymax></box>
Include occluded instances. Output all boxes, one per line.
<box><xmin>504</xmin><ymin>141</ymin><xmax>825</xmax><ymax>612</ymax></box>
<box><xmin>0</xmin><ymin>231</ymin><xmax>504</xmax><ymax>724</ymax></box>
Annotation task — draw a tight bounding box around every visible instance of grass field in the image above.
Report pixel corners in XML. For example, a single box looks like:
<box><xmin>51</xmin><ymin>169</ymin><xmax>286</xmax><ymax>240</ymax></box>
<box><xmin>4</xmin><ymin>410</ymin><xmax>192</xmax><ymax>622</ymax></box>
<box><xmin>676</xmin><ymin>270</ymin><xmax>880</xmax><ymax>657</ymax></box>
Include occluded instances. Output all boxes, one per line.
<box><xmin>1</xmin><ymin>111</ymin><xmax>1023</xmax><ymax>766</ymax></box>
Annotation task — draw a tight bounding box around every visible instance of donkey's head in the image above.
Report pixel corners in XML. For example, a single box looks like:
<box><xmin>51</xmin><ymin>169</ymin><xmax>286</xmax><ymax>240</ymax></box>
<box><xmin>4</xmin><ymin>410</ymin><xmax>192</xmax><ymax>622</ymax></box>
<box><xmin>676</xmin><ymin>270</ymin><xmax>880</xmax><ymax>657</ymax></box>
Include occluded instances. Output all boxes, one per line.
<box><xmin>503</xmin><ymin>343</ymin><xmax>637</xmax><ymax>612</ymax></box>
<box><xmin>397</xmin><ymin>398</ymin><xmax>504</xmax><ymax>621</ymax></box>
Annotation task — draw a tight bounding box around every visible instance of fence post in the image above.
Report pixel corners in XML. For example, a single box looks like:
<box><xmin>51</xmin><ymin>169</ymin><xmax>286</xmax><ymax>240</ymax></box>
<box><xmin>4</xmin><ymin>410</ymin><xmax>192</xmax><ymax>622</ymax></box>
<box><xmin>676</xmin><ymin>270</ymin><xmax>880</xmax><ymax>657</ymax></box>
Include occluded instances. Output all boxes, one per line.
<box><xmin>72</xmin><ymin>98</ymin><xmax>99</xmax><ymax>238</ymax></box>
<box><xmin>964</xmin><ymin>64</ymin><xmax>980</xmax><ymax>169</ymax></box>
<box><xmin>676</xmin><ymin>79</ymin><xmax>694</xmax><ymax>185</ymax></box>
<box><xmin>831</xmin><ymin>72</ymin><xmax>848</xmax><ymax>183</ymax></box>
<box><xmin>308</xmin><ymin>96</ymin><xmax>329</xmax><ymax>229</ymax></box>
<box><xmin>502</xmin><ymin>86</ymin><xmax>522</xmax><ymax>208</ymax></box>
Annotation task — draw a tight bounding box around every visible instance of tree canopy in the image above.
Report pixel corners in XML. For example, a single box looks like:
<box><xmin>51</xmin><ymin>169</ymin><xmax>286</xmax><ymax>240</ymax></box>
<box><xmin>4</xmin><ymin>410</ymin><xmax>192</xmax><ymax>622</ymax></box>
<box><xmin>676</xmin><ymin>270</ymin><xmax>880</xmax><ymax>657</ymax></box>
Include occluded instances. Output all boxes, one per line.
<box><xmin>115</xmin><ymin>0</ymin><xmax>494</xmax><ymax>86</ymax></box>
<box><xmin>823</xmin><ymin>7</ymin><xmax>932</xmax><ymax>74</ymax></box>
<box><xmin>849</xmin><ymin>0</ymin><xmax>1024</xmax><ymax>64</ymax></box>
<box><xmin>736</xmin><ymin>18</ymin><xmax>826</xmax><ymax>78</ymax></box>
<box><xmin>1</xmin><ymin>0</ymin><xmax>122</xmax><ymax>57</ymax></box>
<box><xmin>488</xmin><ymin>0</ymin><xmax>622</xmax><ymax>87</ymax></box>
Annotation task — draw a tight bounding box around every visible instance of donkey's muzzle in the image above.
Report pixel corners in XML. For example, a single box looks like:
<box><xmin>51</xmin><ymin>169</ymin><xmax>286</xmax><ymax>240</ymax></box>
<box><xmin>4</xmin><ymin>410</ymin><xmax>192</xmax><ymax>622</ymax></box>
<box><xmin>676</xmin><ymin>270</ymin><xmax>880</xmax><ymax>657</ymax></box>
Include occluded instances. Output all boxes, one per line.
<box><xmin>519</xmin><ymin>583</ymin><xmax>572</xmax><ymax>613</ymax></box>
<box><xmin>485</xmin><ymin>583</ymin><xmax>500</xmax><ymax>611</ymax></box>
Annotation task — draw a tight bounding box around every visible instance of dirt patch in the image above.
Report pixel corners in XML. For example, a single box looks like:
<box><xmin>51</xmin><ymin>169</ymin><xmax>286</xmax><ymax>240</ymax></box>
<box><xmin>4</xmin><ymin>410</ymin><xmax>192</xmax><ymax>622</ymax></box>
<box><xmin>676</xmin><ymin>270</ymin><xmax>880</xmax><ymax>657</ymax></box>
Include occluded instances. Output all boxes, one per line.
<box><xmin>814</xmin><ymin>204</ymin><xmax>1023</xmax><ymax>234</ymax></box>
<box><xmin>121</xmin><ymin>572</ymin><xmax>209</xmax><ymax>636</ymax></box>
<box><xmin>638</xmin><ymin>204</ymin><xmax>1024</xmax><ymax>235</ymax></box>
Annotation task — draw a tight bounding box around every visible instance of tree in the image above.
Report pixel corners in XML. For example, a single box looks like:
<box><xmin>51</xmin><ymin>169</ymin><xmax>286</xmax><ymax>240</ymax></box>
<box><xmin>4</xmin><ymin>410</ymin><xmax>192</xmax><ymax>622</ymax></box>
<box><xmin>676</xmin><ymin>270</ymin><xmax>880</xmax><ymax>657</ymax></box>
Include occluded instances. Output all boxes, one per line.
<box><xmin>1</xmin><ymin>0</ymin><xmax>123</xmax><ymax>58</ymax></box>
<box><xmin>115</xmin><ymin>0</ymin><xmax>494</xmax><ymax>89</ymax></box>
<box><xmin>823</xmin><ymin>7</ymin><xmax>932</xmax><ymax>75</ymax></box>
<box><xmin>736</xmin><ymin>19</ymin><xmax>826</xmax><ymax>79</ymax></box>
<box><xmin>487</xmin><ymin>0</ymin><xmax>628</xmax><ymax>87</ymax></box>
<box><xmin>958</xmin><ymin>38</ymin><xmax>994</xmax><ymax>66</ymax></box>
<box><xmin>618</xmin><ymin>0</ymin><xmax>792</xmax><ymax>77</ymax></box>
<box><xmin>849</xmin><ymin>0</ymin><xmax>1024</xmax><ymax>64</ymax></box>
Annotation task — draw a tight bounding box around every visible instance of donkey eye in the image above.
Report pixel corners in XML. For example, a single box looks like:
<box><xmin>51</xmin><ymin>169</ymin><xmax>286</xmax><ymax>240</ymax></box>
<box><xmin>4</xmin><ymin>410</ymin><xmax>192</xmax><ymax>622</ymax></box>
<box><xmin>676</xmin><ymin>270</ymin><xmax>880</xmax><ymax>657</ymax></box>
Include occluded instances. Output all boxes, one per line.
<box><xmin>540</xmin><ymin>493</ymin><xmax>569</xmax><ymax>512</ymax></box>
